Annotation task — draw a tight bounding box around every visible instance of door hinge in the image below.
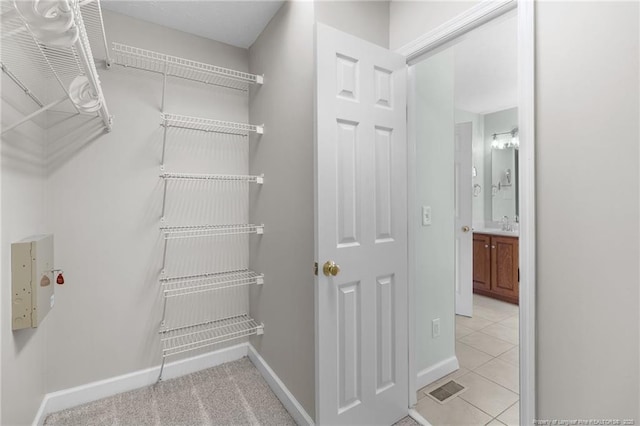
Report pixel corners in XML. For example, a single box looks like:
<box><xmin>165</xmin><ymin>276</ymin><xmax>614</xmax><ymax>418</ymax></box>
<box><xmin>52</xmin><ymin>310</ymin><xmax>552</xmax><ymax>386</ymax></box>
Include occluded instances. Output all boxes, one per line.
<box><xmin>518</xmin><ymin>268</ymin><xmax>520</xmax><ymax>283</ymax></box>
<box><xmin>314</xmin><ymin>262</ymin><xmax>318</xmax><ymax>276</ymax></box>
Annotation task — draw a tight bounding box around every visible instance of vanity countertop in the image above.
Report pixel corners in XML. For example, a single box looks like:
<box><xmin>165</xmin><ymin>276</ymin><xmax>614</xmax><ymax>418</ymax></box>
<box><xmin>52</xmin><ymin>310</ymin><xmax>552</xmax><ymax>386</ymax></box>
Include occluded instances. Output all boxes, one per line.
<box><xmin>473</xmin><ymin>227</ymin><xmax>519</xmax><ymax>238</ymax></box>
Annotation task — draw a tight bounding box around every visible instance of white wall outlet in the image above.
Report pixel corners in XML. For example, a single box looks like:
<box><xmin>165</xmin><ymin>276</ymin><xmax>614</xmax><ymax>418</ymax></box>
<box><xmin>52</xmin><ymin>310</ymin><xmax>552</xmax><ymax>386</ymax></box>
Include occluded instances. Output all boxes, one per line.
<box><xmin>422</xmin><ymin>206</ymin><xmax>432</xmax><ymax>226</ymax></box>
<box><xmin>432</xmin><ymin>318</ymin><xmax>441</xmax><ymax>338</ymax></box>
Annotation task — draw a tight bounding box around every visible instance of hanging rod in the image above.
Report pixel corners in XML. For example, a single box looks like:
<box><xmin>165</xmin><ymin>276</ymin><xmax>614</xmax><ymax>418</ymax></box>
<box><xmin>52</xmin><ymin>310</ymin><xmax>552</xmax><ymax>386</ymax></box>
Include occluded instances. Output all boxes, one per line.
<box><xmin>1</xmin><ymin>62</ymin><xmax>43</xmax><ymax>107</ymax></box>
<box><xmin>161</xmin><ymin>113</ymin><xmax>264</xmax><ymax>136</ymax></box>
<box><xmin>112</xmin><ymin>42</ymin><xmax>263</xmax><ymax>91</ymax></box>
<box><xmin>161</xmin><ymin>269</ymin><xmax>264</xmax><ymax>298</ymax></box>
<box><xmin>1</xmin><ymin>97</ymin><xmax>68</xmax><ymax>134</ymax></box>
<box><xmin>160</xmin><ymin>172</ymin><xmax>264</xmax><ymax>184</ymax></box>
<box><xmin>161</xmin><ymin>224</ymin><xmax>265</xmax><ymax>240</ymax></box>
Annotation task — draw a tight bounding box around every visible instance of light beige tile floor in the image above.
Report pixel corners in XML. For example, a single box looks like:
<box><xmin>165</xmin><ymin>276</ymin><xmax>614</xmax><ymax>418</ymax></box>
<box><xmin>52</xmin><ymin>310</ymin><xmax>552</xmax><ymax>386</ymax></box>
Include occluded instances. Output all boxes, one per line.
<box><xmin>416</xmin><ymin>295</ymin><xmax>519</xmax><ymax>425</ymax></box>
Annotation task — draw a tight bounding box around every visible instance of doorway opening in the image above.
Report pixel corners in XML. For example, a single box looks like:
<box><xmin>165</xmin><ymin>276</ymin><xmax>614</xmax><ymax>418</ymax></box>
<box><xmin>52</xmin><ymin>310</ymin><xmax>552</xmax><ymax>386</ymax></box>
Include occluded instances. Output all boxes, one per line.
<box><xmin>406</xmin><ymin>3</ymin><xmax>534</xmax><ymax>424</ymax></box>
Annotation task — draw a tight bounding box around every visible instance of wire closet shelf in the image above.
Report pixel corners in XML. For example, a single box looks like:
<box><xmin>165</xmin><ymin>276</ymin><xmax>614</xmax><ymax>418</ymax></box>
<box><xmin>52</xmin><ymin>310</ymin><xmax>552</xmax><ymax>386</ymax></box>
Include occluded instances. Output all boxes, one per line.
<box><xmin>112</xmin><ymin>43</ymin><xmax>264</xmax><ymax>91</ymax></box>
<box><xmin>0</xmin><ymin>0</ymin><xmax>112</xmax><ymax>134</ymax></box>
<box><xmin>160</xmin><ymin>314</ymin><xmax>264</xmax><ymax>359</ymax></box>
<box><xmin>161</xmin><ymin>113</ymin><xmax>263</xmax><ymax>136</ymax></box>
<box><xmin>160</xmin><ymin>172</ymin><xmax>264</xmax><ymax>184</ymax></box>
<box><xmin>161</xmin><ymin>224</ymin><xmax>265</xmax><ymax>240</ymax></box>
<box><xmin>161</xmin><ymin>269</ymin><xmax>264</xmax><ymax>298</ymax></box>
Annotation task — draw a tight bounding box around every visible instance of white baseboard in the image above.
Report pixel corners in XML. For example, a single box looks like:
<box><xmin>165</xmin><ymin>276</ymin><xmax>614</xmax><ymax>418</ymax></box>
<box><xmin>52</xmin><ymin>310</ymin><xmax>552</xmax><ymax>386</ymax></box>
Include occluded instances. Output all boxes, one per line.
<box><xmin>33</xmin><ymin>343</ymin><xmax>249</xmax><ymax>426</ymax></box>
<box><xmin>416</xmin><ymin>355</ymin><xmax>460</xmax><ymax>390</ymax></box>
<box><xmin>409</xmin><ymin>408</ymin><xmax>432</xmax><ymax>426</ymax></box>
<box><xmin>33</xmin><ymin>343</ymin><xmax>314</xmax><ymax>426</ymax></box>
<box><xmin>247</xmin><ymin>345</ymin><xmax>315</xmax><ymax>426</ymax></box>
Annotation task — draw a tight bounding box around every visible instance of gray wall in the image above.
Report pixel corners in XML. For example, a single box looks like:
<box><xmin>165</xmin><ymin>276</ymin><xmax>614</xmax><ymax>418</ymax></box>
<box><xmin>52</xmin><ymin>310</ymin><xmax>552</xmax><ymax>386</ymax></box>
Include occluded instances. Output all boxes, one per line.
<box><xmin>391</xmin><ymin>0</ymin><xmax>640</xmax><ymax>419</ymax></box>
<box><xmin>247</xmin><ymin>1</ymin><xmax>392</xmax><ymax>420</ymax></box>
<box><xmin>535</xmin><ymin>2</ymin><xmax>639</xmax><ymax>419</ymax></box>
<box><xmin>390</xmin><ymin>1</ymin><xmax>480</xmax><ymax>50</ymax></box>
<box><xmin>1</xmin><ymin>74</ymin><xmax>49</xmax><ymax>426</ymax></box>
<box><xmin>314</xmin><ymin>0</ymin><xmax>390</xmax><ymax>48</ymax></box>
<box><xmin>413</xmin><ymin>50</ymin><xmax>456</xmax><ymax>374</ymax></box>
<box><xmin>248</xmin><ymin>0</ymin><xmax>316</xmax><ymax>419</ymax></box>
<box><xmin>44</xmin><ymin>10</ymin><xmax>251</xmax><ymax>394</ymax></box>
<box><xmin>2</xmin><ymin>10</ymin><xmax>251</xmax><ymax>424</ymax></box>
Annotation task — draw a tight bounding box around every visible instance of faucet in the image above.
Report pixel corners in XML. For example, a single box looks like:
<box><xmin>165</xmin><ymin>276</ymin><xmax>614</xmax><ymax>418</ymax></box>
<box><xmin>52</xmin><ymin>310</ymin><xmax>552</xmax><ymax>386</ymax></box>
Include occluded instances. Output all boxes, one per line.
<box><xmin>501</xmin><ymin>216</ymin><xmax>513</xmax><ymax>232</ymax></box>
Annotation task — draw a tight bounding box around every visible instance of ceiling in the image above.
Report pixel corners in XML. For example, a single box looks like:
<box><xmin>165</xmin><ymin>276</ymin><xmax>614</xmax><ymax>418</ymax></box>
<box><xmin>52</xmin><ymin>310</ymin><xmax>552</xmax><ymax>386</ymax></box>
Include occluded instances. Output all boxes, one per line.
<box><xmin>454</xmin><ymin>13</ymin><xmax>518</xmax><ymax>114</ymax></box>
<box><xmin>100</xmin><ymin>1</ymin><xmax>515</xmax><ymax>113</ymax></box>
<box><xmin>101</xmin><ymin>1</ymin><xmax>285</xmax><ymax>49</ymax></box>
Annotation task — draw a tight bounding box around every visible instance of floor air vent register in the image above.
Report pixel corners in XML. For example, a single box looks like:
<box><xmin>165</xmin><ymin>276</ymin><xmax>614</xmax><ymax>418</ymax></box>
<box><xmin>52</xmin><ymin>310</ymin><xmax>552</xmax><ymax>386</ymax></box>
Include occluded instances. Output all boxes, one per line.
<box><xmin>428</xmin><ymin>380</ymin><xmax>466</xmax><ymax>404</ymax></box>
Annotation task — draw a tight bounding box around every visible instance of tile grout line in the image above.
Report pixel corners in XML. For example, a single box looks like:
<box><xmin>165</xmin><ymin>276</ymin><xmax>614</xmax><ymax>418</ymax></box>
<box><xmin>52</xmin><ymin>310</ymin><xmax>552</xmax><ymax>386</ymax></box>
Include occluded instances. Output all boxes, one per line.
<box><xmin>418</xmin><ymin>298</ymin><xmax>518</xmax><ymax>426</ymax></box>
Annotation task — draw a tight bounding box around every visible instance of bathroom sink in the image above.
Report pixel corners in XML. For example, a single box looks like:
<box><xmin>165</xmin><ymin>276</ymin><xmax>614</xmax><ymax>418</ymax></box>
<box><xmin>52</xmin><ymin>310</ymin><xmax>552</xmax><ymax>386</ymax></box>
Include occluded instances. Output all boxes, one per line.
<box><xmin>472</xmin><ymin>227</ymin><xmax>519</xmax><ymax>237</ymax></box>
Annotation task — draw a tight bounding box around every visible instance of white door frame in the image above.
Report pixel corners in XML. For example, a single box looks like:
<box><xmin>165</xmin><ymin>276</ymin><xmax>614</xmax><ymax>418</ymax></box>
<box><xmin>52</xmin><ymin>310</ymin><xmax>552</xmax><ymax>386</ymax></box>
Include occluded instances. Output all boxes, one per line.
<box><xmin>399</xmin><ymin>0</ymin><xmax>536</xmax><ymax>423</ymax></box>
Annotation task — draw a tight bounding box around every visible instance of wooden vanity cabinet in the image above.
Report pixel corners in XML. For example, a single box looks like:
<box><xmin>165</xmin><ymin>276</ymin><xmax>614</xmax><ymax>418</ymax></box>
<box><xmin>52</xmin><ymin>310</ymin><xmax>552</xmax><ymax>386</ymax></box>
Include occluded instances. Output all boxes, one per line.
<box><xmin>473</xmin><ymin>233</ymin><xmax>519</xmax><ymax>304</ymax></box>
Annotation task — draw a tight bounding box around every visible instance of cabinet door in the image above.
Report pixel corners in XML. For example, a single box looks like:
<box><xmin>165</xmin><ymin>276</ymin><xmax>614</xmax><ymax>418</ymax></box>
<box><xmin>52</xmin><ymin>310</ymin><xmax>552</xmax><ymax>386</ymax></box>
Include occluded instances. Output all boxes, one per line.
<box><xmin>490</xmin><ymin>236</ymin><xmax>519</xmax><ymax>302</ymax></box>
<box><xmin>473</xmin><ymin>234</ymin><xmax>491</xmax><ymax>292</ymax></box>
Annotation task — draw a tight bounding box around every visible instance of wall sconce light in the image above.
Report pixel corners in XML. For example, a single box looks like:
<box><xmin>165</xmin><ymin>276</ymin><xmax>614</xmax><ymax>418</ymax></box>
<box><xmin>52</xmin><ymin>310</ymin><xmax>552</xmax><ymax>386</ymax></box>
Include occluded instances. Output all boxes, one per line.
<box><xmin>492</xmin><ymin>128</ymin><xmax>519</xmax><ymax>150</ymax></box>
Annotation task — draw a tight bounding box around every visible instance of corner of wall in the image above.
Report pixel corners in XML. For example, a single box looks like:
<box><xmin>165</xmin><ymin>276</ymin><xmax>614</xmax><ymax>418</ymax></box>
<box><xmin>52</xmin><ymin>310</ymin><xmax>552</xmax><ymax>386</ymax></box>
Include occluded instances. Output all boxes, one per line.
<box><xmin>247</xmin><ymin>0</ymin><xmax>316</xmax><ymax>420</ymax></box>
<box><xmin>1</xmin><ymin>83</ymin><xmax>49</xmax><ymax>425</ymax></box>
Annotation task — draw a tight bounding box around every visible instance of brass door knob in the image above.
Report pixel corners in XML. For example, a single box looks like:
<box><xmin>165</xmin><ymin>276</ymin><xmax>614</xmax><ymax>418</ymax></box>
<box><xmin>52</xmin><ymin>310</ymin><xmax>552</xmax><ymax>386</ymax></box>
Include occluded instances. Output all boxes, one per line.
<box><xmin>323</xmin><ymin>261</ymin><xmax>340</xmax><ymax>277</ymax></box>
<box><xmin>462</xmin><ymin>226</ymin><xmax>470</xmax><ymax>233</ymax></box>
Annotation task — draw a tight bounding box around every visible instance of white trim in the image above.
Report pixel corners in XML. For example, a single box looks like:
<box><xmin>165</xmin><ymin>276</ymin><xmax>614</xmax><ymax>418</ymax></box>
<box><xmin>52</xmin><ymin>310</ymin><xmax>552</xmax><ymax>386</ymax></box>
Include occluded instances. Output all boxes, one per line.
<box><xmin>406</xmin><ymin>63</ymin><xmax>418</xmax><ymax>408</ymax></box>
<box><xmin>32</xmin><ymin>343</ymin><xmax>315</xmax><ymax>426</ymax></box>
<box><xmin>415</xmin><ymin>356</ymin><xmax>460</xmax><ymax>391</ymax></box>
<box><xmin>408</xmin><ymin>408</ymin><xmax>433</xmax><ymax>426</ymax></box>
<box><xmin>398</xmin><ymin>0</ymin><xmax>536</xmax><ymax>423</ymax></box>
<box><xmin>32</xmin><ymin>343</ymin><xmax>249</xmax><ymax>426</ymax></box>
<box><xmin>396</xmin><ymin>0</ymin><xmax>516</xmax><ymax>63</ymax></box>
<box><xmin>247</xmin><ymin>345</ymin><xmax>315</xmax><ymax>426</ymax></box>
<box><xmin>517</xmin><ymin>1</ymin><xmax>536</xmax><ymax>424</ymax></box>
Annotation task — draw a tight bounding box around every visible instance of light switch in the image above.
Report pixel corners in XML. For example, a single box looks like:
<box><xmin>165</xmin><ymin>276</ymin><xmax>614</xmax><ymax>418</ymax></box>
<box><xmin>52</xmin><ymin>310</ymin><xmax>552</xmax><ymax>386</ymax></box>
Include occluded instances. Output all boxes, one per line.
<box><xmin>422</xmin><ymin>206</ymin><xmax>432</xmax><ymax>226</ymax></box>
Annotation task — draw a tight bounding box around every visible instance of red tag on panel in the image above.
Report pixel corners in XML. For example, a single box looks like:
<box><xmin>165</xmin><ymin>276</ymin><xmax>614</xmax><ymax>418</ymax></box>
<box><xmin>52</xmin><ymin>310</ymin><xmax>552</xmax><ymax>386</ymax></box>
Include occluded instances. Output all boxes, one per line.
<box><xmin>56</xmin><ymin>273</ymin><xmax>64</xmax><ymax>285</ymax></box>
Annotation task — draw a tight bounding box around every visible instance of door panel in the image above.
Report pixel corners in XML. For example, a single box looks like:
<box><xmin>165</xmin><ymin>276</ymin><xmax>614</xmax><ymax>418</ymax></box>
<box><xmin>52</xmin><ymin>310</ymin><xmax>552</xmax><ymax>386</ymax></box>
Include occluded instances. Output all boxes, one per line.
<box><xmin>491</xmin><ymin>236</ymin><xmax>519</xmax><ymax>298</ymax></box>
<box><xmin>336</xmin><ymin>120</ymin><xmax>360</xmax><ymax>247</ymax></box>
<box><xmin>338</xmin><ymin>281</ymin><xmax>361</xmax><ymax>411</ymax></box>
<box><xmin>374</xmin><ymin>127</ymin><xmax>393</xmax><ymax>242</ymax></box>
<box><xmin>376</xmin><ymin>274</ymin><xmax>395</xmax><ymax>393</ymax></box>
<box><xmin>473</xmin><ymin>234</ymin><xmax>491</xmax><ymax>292</ymax></box>
<box><xmin>316</xmin><ymin>23</ymin><xmax>408</xmax><ymax>425</ymax></box>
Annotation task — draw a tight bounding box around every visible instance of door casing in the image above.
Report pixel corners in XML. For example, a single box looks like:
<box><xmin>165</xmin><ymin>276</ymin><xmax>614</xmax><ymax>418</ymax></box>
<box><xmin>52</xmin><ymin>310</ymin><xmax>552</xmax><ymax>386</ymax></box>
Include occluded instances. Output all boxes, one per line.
<box><xmin>401</xmin><ymin>0</ymin><xmax>536</xmax><ymax>423</ymax></box>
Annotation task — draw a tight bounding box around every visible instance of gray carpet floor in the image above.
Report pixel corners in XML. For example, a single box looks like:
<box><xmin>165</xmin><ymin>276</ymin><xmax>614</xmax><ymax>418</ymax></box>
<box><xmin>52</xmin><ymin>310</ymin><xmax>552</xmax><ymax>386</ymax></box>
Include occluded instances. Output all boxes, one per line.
<box><xmin>44</xmin><ymin>357</ymin><xmax>421</xmax><ymax>426</ymax></box>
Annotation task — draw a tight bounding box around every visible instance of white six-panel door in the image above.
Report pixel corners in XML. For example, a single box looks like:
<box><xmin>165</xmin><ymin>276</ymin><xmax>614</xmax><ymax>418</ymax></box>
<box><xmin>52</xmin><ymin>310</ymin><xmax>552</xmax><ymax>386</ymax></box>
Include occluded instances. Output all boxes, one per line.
<box><xmin>315</xmin><ymin>24</ymin><xmax>408</xmax><ymax>425</ymax></box>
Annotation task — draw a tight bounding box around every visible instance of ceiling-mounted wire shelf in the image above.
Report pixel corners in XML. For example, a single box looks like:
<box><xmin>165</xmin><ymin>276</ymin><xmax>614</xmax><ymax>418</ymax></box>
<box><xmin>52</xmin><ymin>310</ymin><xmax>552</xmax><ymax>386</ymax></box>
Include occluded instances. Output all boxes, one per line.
<box><xmin>160</xmin><ymin>314</ymin><xmax>264</xmax><ymax>358</ymax></box>
<box><xmin>161</xmin><ymin>224</ymin><xmax>264</xmax><ymax>240</ymax></box>
<box><xmin>79</xmin><ymin>0</ymin><xmax>110</xmax><ymax>66</ymax></box>
<box><xmin>1</xmin><ymin>0</ymin><xmax>112</xmax><ymax>134</ymax></box>
<box><xmin>161</xmin><ymin>269</ymin><xmax>264</xmax><ymax>298</ymax></box>
<box><xmin>112</xmin><ymin>42</ymin><xmax>263</xmax><ymax>91</ymax></box>
<box><xmin>160</xmin><ymin>172</ymin><xmax>264</xmax><ymax>184</ymax></box>
<box><xmin>161</xmin><ymin>113</ymin><xmax>263</xmax><ymax>136</ymax></box>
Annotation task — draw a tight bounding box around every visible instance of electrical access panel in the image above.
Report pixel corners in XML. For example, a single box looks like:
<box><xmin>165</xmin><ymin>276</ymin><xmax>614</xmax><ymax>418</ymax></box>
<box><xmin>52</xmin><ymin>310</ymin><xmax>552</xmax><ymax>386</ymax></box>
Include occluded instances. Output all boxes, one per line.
<box><xmin>11</xmin><ymin>234</ymin><xmax>54</xmax><ymax>330</ymax></box>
